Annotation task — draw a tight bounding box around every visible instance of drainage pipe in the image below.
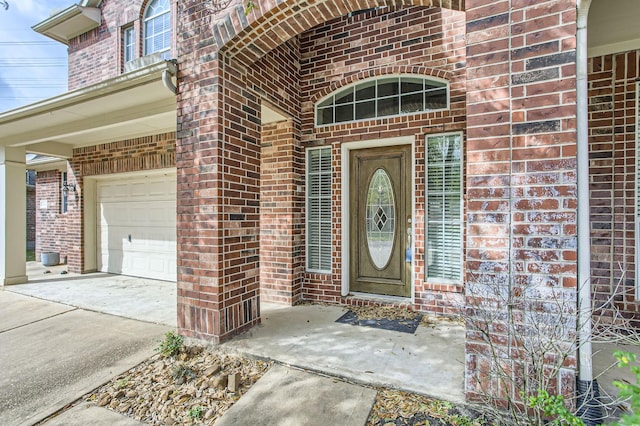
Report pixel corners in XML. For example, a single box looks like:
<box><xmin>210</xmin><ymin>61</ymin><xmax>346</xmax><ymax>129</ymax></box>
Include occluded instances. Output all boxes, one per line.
<box><xmin>162</xmin><ymin>60</ymin><xmax>178</xmax><ymax>95</ymax></box>
<box><xmin>575</xmin><ymin>1</ymin><xmax>601</xmax><ymax>424</ymax></box>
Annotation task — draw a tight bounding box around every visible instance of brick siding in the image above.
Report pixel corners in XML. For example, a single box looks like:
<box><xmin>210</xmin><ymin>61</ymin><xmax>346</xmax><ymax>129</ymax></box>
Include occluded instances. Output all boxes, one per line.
<box><xmin>67</xmin><ymin>0</ymin><xmax>176</xmax><ymax>90</ymax></box>
<box><xmin>298</xmin><ymin>7</ymin><xmax>467</xmax><ymax>314</ymax></box>
<box><xmin>464</xmin><ymin>0</ymin><xmax>578</xmax><ymax>405</ymax></box>
<box><xmin>36</xmin><ymin>133</ymin><xmax>176</xmax><ymax>273</ymax></box>
<box><xmin>35</xmin><ymin>171</ymin><xmax>71</xmax><ymax>263</ymax></box>
<box><xmin>260</xmin><ymin>120</ymin><xmax>305</xmax><ymax>304</ymax></box>
<box><xmin>589</xmin><ymin>50</ymin><xmax>640</xmax><ymax>327</ymax></box>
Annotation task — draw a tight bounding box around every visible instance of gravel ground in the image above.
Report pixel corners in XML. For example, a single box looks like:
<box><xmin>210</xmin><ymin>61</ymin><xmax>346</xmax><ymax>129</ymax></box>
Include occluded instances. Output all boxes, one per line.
<box><xmin>83</xmin><ymin>346</ymin><xmax>270</xmax><ymax>425</ymax></box>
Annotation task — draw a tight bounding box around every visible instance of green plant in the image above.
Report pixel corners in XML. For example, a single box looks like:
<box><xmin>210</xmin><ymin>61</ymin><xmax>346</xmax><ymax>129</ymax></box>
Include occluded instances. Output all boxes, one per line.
<box><xmin>156</xmin><ymin>331</ymin><xmax>184</xmax><ymax>357</ymax></box>
<box><xmin>172</xmin><ymin>363</ymin><xmax>196</xmax><ymax>382</ymax></box>
<box><xmin>188</xmin><ymin>405</ymin><xmax>202</xmax><ymax>419</ymax></box>
<box><xmin>610</xmin><ymin>351</ymin><xmax>640</xmax><ymax>426</ymax></box>
<box><xmin>115</xmin><ymin>376</ymin><xmax>130</xmax><ymax>389</ymax></box>
<box><xmin>527</xmin><ymin>389</ymin><xmax>585</xmax><ymax>426</ymax></box>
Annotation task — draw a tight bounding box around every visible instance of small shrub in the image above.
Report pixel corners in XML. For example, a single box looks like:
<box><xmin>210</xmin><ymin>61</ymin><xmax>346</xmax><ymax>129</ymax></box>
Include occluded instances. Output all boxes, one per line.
<box><xmin>188</xmin><ymin>405</ymin><xmax>202</xmax><ymax>419</ymax></box>
<box><xmin>115</xmin><ymin>376</ymin><xmax>130</xmax><ymax>390</ymax></box>
<box><xmin>527</xmin><ymin>389</ymin><xmax>585</xmax><ymax>426</ymax></box>
<box><xmin>172</xmin><ymin>363</ymin><xmax>196</xmax><ymax>382</ymax></box>
<box><xmin>611</xmin><ymin>351</ymin><xmax>640</xmax><ymax>426</ymax></box>
<box><xmin>156</xmin><ymin>331</ymin><xmax>184</xmax><ymax>357</ymax></box>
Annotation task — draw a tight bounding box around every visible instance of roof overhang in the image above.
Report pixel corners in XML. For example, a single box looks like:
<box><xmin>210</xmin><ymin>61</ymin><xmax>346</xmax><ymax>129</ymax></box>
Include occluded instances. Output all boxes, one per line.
<box><xmin>0</xmin><ymin>60</ymin><xmax>177</xmax><ymax>156</ymax></box>
<box><xmin>32</xmin><ymin>4</ymin><xmax>101</xmax><ymax>45</ymax></box>
<box><xmin>588</xmin><ymin>0</ymin><xmax>640</xmax><ymax>57</ymax></box>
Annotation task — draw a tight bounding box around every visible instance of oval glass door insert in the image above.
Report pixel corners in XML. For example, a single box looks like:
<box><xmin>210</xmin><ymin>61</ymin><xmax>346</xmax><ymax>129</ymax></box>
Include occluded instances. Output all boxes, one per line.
<box><xmin>366</xmin><ymin>168</ymin><xmax>396</xmax><ymax>269</ymax></box>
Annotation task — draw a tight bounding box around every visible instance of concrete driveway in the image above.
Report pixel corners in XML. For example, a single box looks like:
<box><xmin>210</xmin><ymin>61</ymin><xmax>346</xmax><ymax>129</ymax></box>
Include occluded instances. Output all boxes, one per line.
<box><xmin>0</xmin><ymin>291</ymin><xmax>168</xmax><ymax>426</ymax></box>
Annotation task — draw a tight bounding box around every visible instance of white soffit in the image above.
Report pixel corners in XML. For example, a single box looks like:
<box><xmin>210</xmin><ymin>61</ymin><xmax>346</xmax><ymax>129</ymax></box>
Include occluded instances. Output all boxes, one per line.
<box><xmin>261</xmin><ymin>103</ymin><xmax>288</xmax><ymax>124</ymax></box>
<box><xmin>588</xmin><ymin>0</ymin><xmax>640</xmax><ymax>57</ymax></box>
<box><xmin>0</xmin><ymin>61</ymin><xmax>177</xmax><ymax>150</ymax></box>
<box><xmin>32</xmin><ymin>5</ymin><xmax>101</xmax><ymax>45</ymax></box>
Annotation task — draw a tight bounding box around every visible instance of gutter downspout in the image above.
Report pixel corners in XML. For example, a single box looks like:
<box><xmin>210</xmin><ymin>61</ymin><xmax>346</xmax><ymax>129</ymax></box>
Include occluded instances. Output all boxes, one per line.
<box><xmin>162</xmin><ymin>60</ymin><xmax>178</xmax><ymax>95</ymax></box>
<box><xmin>575</xmin><ymin>1</ymin><xmax>601</xmax><ymax>423</ymax></box>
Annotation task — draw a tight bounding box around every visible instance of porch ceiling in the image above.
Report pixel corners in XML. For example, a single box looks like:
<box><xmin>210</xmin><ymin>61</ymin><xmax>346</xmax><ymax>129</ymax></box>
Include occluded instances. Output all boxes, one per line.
<box><xmin>588</xmin><ymin>0</ymin><xmax>640</xmax><ymax>57</ymax></box>
<box><xmin>0</xmin><ymin>61</ymin><xmax>177</xmax><ymax>156</ymax></box>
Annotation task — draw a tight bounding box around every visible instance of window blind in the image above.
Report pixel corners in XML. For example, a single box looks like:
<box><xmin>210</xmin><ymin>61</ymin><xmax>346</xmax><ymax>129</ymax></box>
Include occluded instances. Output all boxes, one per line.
<box><xmin>426</xmin><ymin>134</ymin><xmax>462</xmax><ymax>282</ymax></box>
<box><xmin>307</xmin><ymin>147</ymin><xmax>332</xmax><ymax>272</ymax></box>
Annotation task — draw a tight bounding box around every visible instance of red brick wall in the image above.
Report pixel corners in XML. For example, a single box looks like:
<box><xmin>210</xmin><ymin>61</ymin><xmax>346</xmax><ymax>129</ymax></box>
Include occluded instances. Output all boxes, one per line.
<box><xmin>36</xmin><ymin>171</ymin><xmax>72</xmax><ymax>263</ymax></box>
<box><xmin>260</xmin><ymin>120</ymin><xmax>305</xmax><ymax>304</ymax></box>
<box><xmin>297</xmin><ymin>7</ymin><xmax>467</xmax><ymax>313</ymax></box>
<box><xmin>464</xmin><ymin>0</ymin><xmax>578</xmax><ymax>405</ymax></box>
<box><xmin>67</xmin><ymin>0</ymin><xmax>176</xmax><ymax>90</ymax></box>
<box><xmin>36</xmin><ymin>133</ymin><xmax>176</xmax><ymax>273</ymax></box>
<box><xmin>589</xmin><ymin>50</ymin><xmax>640</xmax><ymax>327</ymax></box>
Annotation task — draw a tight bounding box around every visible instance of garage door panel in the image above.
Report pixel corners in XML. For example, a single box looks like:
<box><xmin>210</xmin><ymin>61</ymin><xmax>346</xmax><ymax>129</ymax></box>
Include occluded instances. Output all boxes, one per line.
<box><xmin>97</xmin><ymin>172</ymin><xmax>176</xmax><ymax>282</ymax></box>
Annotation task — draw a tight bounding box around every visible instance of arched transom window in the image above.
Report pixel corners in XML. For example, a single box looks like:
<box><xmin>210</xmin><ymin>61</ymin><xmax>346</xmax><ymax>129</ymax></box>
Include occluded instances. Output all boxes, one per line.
<box><xmin>144</xmin><ymin>0</ymin><xmax>171</xmax><ymax>59</ymax></box>
<box><xmin>316</xmin><ymin>75</ymin><xmax>448</xmax><ymax>126</ymax></box>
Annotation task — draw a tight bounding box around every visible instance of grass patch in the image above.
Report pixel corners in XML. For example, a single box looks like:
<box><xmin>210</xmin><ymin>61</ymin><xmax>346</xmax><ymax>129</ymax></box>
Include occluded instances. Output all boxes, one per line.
<box><xmin>26</xmin><ymin>250</ymin><xmax>35</xmax><ymax>262</ymax></box>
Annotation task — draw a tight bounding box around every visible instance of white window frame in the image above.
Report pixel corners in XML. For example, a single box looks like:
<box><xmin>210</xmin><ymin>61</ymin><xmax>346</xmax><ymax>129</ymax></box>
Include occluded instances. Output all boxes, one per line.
<box><xmin>306</xmin><ymin>146</ymin><xmax>332</xmax><ymax>273</ymax></box>
<box><xmin>315</xmin><ymin>74</ymin><xmax>449</xmax><ymax>127</ymax></box>
<box><xmin>635</xmin><ymin>82</ymin><xmax>640</xmax><ymax>299</ymax></box>
<box><xmin>123</xmin><ymin>26</ymin><xmax>135</xmax><ymax>63</ymax></box>
<box><xmin>143</xmin><ymin>0</ymin><xmax>171</xmax><ymax>59</ymax></box>
<box><xmin>425</xmin><ymin>132</ymin><xmax>463</xmax><ymax>284</ymax></box>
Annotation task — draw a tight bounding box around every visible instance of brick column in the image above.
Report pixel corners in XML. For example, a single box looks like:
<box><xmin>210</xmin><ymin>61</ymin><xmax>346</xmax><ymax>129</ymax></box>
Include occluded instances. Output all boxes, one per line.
<box><xmin>260</xmin><ymin>120</ymin><xmax>304</xmax><ymax>304</ymax></box>
<box><xmin>177</xmin><ymin>8</ymin><xmax>261</xmax><ymax>342</ymax></box>
<box><xmin>465</xmin><ymin>0</ymin><xmax>579</xmax><ymax>405</ymax></box>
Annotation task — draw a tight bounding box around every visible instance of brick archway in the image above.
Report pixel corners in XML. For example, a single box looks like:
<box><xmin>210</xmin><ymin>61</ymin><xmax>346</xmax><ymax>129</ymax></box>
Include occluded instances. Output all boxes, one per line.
<box><xmin>216</xmin><ymin>0</ymin><xmax>465</xmax><ymax>64</ymax></box>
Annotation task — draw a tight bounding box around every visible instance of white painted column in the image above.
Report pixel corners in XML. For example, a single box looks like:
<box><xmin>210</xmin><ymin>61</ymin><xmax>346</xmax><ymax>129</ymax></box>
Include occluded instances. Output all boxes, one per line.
<box><xmin>0</xmin><ymin>146</ymin><xmax>27</xmax><ymax>285</ymax></box>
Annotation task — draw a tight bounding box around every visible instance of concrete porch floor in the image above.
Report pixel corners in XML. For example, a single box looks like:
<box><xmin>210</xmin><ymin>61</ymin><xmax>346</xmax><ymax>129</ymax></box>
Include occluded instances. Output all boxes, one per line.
<box><xmin>13</xmin><ymin>261</ymin><xmax>466</xmax><ymax>403</ymax></box>
<box><xmin>221</xmin><ymin>303</ymin><xmax>466</xmax><ymax>402</ymax></box>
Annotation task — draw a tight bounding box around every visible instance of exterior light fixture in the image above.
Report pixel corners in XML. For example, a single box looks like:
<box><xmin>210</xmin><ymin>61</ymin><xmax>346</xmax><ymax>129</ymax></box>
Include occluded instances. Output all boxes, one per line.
<box><xmin>62</xmin><ymin>183</ymin><xmax>76</xmax><ymax>194</ymax></box>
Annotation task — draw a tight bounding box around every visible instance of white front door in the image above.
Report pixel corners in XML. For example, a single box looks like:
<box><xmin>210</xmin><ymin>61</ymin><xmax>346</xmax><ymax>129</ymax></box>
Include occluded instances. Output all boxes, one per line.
<box><xmin>97</xmin><ymin>172</ymin><xmax>176</xmax><ymax>281</ymax></box>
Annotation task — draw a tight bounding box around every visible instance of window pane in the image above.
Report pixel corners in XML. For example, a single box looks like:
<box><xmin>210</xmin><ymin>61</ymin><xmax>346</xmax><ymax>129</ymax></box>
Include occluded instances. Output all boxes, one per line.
<box><xmin>335</xmin><ymin>104</ymin><xmax>353</xmax><ymax>123</ymax></box>
<box><xmin>377</xmin><ymin>78</ymin><xmax>399</xmax><ymax>97</ymax></box>
<box><xmin>425</xmin><ymin>89</ymin><xmax>447</xmax><ymax>109</ymax></box>
<box><xmin>401</xmin><ymin>93</ymin><xmax>424</xmax><ymax>113</ymax></box>
<box><xmin>124</xmin><ymin>27</ymin><xmax>135</xmax><ymax>63</ymax></box>
<box><xmin>307</xmin><ymin>148</ymin><xmax>332</xmax><ymax>272</ymax></box>
<box><xmin>356</xmin><ymin>101</ymin><xmax>376</xmax><ymax>120</ymax></box>
<box><xmin>335</xmin><ymin>88</ymin><xmax>354</xmax><ymax>105</ymax></box>
<box><xmin>426</xmin><ymin>133</ymin><xmax>462</xmax><ymax>282</ymax></box>
<box><xmin>377</xmin><ymin>96</ymin><xmax>399</xmax><ymax>117</ymax></box>
<box><xmin>144</xmin><ymin>0</ymin><xmax>171</xmax><ymax>56</ymax></box>
<box><xmin>366</xmin><ymin>169</ymin><xmax>396</xmax><ymax>269</ymax></box>
<box><xmin>317</xmin><ymin>107</ymin><xmax>333</xmax><ymax>125</ymax></box>
<box><xmin>401</xmin><ymin>77</ymin><xmax>423</xmax><ymax>94</ymax></box>
<box><xmin>315</xmin><ymin>76</ymin><xmax>448</xmax><ymax>126</ymax></box>
<box><xmin>355</xmin><ymin>81</ymin><xmax>376</xmax><ymax>101</ymax></box>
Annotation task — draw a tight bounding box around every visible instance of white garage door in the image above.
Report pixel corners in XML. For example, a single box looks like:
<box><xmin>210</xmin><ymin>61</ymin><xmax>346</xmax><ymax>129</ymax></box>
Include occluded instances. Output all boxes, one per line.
<box><xmin>97</xmin><ymin>173</ymin><xmax>176</xmax><ymax>281</ymax></box>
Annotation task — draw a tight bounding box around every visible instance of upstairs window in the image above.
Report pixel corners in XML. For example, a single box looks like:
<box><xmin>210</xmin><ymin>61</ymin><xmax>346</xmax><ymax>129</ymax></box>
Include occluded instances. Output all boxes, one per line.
<box><xmin>123</xmin><ymin>26</ymin><xmax>135</xmax><ymax>63</ymax></box>
<box><xmin>316</xmin><ymin>75</ymin><xmax>448</xmax><ymax>126</ymax></box>
<box><xmin>144</xmin><ymin>0</ymin><xmax>171</xmax><ymax>59</ymax></box>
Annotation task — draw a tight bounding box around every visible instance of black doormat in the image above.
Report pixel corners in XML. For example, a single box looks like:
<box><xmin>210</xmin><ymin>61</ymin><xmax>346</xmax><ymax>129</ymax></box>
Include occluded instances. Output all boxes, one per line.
<box><xmin>336</xmin><ymin>310</ymin><xmax>422</xmax><ymax>334</ymax></box>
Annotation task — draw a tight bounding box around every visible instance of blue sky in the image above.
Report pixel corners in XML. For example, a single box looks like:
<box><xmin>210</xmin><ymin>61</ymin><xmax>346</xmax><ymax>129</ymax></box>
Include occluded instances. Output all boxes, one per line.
<box><xmin>0</xmin><ymin>0</ymin><xmax>72</xmax><ymax>113</ymax></box>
